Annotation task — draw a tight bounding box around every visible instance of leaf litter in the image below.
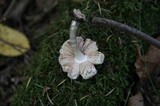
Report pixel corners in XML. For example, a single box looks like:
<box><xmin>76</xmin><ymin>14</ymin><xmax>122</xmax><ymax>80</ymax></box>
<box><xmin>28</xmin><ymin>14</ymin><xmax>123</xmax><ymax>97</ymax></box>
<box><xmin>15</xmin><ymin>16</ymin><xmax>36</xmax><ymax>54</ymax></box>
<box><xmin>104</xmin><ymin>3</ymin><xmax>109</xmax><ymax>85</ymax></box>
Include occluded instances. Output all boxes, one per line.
<box><xmin>128</xmin><ymin>36</ymin><xmax>160</xmax><ymax>106</ymax></box>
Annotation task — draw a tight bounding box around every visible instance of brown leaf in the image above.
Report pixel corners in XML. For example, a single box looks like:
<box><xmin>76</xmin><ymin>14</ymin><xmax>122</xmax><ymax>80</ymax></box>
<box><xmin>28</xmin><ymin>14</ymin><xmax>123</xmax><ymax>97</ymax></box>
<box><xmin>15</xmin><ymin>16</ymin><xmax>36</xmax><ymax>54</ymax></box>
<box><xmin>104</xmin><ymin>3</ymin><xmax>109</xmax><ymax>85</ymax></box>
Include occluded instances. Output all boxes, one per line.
<box><xmin>128</xmin><ymin>91</ymin><xmax>144</xmax><ymax>106</ymax></box>
<box><xmin>134</xmin><ymin>46</ymin><xmax>145</xmax><ymax>82</ymax></box>
<box><xmin>135</xmin><ymin>36</ymin><xmax>160</xmax><ymax>82</ymax></box>
<box><xmin>131</xmin><ymin>36</ymin><xmax>160</xmax><ymax>106</ymax></box>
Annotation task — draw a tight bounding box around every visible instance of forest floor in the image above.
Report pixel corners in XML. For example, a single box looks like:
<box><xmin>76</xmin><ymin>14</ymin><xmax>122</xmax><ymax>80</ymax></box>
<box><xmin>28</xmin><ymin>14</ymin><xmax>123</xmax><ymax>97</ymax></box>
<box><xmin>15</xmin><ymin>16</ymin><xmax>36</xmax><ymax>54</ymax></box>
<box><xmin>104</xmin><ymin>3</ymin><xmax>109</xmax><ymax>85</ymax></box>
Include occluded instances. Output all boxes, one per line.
<box><xmin>0</xmin><ymin>0</ymin><xmax>160</xmax><ymax>106</ymax></box>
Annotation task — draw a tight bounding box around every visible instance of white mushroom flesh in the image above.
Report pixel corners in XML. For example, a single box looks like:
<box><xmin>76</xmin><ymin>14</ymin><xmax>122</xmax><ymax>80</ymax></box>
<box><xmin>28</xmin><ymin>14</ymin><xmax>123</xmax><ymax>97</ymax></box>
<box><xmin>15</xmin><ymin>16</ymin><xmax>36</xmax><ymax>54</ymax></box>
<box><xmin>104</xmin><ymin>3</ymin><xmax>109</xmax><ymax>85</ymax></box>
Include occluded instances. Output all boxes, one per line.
<box><xmin>59</xmin><ymin>37</ymin><xmax>105</xmax><ymax>79</ymax></box>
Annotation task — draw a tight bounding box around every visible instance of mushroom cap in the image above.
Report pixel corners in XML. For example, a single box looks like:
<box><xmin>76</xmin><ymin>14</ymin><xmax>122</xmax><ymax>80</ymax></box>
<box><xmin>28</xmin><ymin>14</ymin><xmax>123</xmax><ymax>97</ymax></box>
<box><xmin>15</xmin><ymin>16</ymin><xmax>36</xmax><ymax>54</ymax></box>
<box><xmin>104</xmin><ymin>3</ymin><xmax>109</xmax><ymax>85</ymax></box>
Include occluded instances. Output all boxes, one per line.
<box><xmin>59</xmin><ymin>36</ymin><xmax>105</xmax><ymax>79</ymax></box>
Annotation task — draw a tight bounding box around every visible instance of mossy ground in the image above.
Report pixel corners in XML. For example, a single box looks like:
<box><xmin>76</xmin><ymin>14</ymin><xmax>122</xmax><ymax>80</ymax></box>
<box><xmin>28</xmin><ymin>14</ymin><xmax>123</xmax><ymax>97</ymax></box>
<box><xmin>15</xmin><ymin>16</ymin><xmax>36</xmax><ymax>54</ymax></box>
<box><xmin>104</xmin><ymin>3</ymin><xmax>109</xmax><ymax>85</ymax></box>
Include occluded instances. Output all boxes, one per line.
<box><xmin>11</xmin><ymin>0</ymin><xmax>160</xmax><ymax>106</ymax></box>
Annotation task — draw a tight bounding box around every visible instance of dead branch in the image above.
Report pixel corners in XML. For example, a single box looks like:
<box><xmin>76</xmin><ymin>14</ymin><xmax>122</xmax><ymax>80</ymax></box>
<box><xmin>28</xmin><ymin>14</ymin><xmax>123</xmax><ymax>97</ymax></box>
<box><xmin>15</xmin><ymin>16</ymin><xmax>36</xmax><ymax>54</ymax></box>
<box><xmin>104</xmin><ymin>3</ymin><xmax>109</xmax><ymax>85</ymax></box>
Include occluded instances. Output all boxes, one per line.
<box><xmin>92</xmin><ymin>17</ymin><xmax>160</xmax><ymax>49</ymax></box>
<box><xmin>73</xmin><ymin>9</ymin><xmax>160</xmax><ymax>49</ymax></box>
<box><xmin>2</xmin><ymin>0</ymin><xmax>31</xmax><ymax>21</ymax></box>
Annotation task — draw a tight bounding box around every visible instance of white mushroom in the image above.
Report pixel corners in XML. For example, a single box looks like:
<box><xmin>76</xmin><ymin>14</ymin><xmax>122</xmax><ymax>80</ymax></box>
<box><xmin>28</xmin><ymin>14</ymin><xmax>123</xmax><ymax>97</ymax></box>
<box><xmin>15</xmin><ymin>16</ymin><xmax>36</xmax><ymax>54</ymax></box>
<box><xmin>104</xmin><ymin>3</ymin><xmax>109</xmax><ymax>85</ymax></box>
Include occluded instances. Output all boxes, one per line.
<box><xmin>59</xmin><ymin>9</ymin><xmax>105</xmax><ymax>79</ymax></box>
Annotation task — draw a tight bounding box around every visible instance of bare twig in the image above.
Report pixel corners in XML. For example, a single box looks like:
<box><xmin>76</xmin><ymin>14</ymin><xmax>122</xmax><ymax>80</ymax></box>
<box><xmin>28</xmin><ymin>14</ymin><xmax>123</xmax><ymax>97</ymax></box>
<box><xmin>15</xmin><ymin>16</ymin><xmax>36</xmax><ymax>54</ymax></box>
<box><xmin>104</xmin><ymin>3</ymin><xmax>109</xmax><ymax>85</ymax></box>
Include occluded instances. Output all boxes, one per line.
<box><xmin>72</xmin><ymin>9</ymin><xmax>160</xmax><ymax>48</ymax></box>
<box><xmin>2</xmin><ymin>0</ymin><xmax>17</xmax><ymax>21</ymax></box>
<box><xmin>92</xmin><ymin>17</ymin><xmax>160</xmax><ymax>49</ymax></box>
<box><xmin>2</xmin><ymin>0</ymin><xmax>31</xmax><ymax>21</ymax></box>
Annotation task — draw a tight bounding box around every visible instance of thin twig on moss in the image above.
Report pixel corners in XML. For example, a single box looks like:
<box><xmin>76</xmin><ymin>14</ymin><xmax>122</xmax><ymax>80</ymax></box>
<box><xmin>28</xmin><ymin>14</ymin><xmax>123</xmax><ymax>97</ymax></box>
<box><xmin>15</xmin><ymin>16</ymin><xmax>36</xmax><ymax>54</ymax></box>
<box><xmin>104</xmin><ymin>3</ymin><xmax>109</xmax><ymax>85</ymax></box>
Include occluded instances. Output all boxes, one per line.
<box><xmin>92</xmin><ymin>17</ymin><xmax>160</xmax><ymax>49</ymax></box>
<box><xmin>72</xmin><ymin>9</ymin><xmax>160</xmax><ymax>48</ymax></box>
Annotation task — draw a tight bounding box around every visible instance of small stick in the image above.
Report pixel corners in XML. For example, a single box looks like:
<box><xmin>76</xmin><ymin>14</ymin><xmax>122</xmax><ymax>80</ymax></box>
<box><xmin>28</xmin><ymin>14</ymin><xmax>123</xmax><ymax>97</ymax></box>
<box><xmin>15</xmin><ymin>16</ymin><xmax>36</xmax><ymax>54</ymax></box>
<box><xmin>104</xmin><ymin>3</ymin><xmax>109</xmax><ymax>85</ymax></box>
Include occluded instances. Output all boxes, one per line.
<box><xmin>72</xmin><ymin>9</ymin><xmax>160</xmax><ymax>49</ymax></box>
<box><xmin>2</xmin><ymin>0</ymin><xmax>31</xmax><ymax>21</ymax></box>
<box><xmin>92</xmin><ymin>17</ymin><xmax>160</xmax><ymax>49</ymax></box>
<box><xmin>2</xmin><ymin>0</ymin><xmax>17</xmax><ymax>20</ymax></box>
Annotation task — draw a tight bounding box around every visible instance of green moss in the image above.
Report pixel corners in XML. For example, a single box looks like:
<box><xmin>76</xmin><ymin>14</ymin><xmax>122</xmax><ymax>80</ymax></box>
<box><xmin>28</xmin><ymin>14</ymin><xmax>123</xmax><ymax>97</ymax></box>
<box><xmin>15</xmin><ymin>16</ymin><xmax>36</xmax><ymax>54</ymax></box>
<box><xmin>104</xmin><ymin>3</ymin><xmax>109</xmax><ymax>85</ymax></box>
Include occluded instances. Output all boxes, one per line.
<box><xmin>11</xmin><ymin>0</ymin><xmax>160</xmax><ymax>106</ymax></box>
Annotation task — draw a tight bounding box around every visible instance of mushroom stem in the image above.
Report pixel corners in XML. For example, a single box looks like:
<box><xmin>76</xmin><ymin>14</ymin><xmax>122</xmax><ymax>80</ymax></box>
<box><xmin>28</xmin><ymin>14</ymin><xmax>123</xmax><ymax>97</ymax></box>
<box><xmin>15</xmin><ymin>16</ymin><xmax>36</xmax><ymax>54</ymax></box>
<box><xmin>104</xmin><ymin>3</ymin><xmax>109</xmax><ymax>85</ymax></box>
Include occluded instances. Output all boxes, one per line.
<box><xmin>70</xmin><ymin>20</ymin><xmax>87</xmax><ymax>63</ymax></box>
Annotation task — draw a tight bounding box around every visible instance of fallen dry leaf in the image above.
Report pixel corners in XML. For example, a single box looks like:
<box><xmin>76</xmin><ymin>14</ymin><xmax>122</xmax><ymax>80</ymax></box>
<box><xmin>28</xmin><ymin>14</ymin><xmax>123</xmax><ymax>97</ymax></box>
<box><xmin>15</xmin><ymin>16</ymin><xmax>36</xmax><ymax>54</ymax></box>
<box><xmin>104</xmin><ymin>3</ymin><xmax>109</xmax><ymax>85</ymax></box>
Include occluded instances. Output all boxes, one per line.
<box><xmin>129</xmin><ymin>36</ymin><xmax>160</xmax><ymax>106</ymax></box>
<box><xmin>128</xmin><ymin>91</ymin><xmax>144</xmax><ymax>106</ymax></box>
<box><xmin>135</xmin><ymin>36</ymin><xmax>160</xmax><ymax>82</ymax></box>
<box><xmin>0</xmin><ymin>23</ymin><xmax>30</xmax><ymax>57</ymax></box>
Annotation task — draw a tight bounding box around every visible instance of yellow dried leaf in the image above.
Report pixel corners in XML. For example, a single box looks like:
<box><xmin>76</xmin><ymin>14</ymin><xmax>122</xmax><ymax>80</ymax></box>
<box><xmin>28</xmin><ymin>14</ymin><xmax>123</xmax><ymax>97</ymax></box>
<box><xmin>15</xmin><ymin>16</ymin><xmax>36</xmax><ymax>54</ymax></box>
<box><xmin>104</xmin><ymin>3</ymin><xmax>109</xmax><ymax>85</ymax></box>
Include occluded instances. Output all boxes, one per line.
<box><xmin>0</xmin><ymin>23</ymin><xmax>30</xmax><ymax>57</ymax></box>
